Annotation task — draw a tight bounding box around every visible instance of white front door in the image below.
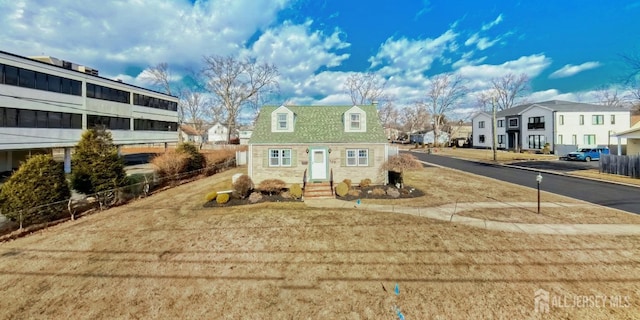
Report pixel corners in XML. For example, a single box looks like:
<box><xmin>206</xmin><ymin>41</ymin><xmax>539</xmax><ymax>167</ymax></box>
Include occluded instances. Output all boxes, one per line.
<box><xmin>311</xmin><ymin>149</ymin><xmax>327</xmax><ymax>180</ymax></box>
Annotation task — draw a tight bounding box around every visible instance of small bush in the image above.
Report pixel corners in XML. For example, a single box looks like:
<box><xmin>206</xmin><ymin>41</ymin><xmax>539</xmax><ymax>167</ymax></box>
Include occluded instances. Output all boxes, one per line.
<box><xmin>248</xmin><ymin>192</ymin><xmax>263</xmax><ymax>204</ymax></box>
<box><xmin>176</xmin><ymin>142</ymin><xmax>206</xmax><ymax>173</ymax></box>
<box><xmin>335</xmin><ymin>182</ymin><xmax>349</xmax><ymax>197</ymax></box>
<box><xmin>386</xmin><ymin>187</ymin><xmax>400</xmax><ymax>198</ymax></box>
<box><xmin>289</xmin><ymin>183</ymin><xmax>303</xmax><ymax>199</ymax></box>
<box><xmin>0</xmin><ymin>154</ymin><xmax>71</xmax><ymax>225</ymax></box>
<box><xmin>233</xmin><ymin>174</ymin><xmax>253</xmax><ymax>199</ymax></box>
<box><xmin>342</xmin><ymin>179</ymin><xmax>352</xmax><ymax>189</ymax></box>
<box><xmin>151</xmin><ymin>150</ymin><xmax>189</xmax><ymax>179</ymax></box>
<box><xmin>347</xmin><ymin>189</ymin><xmax>361</xmax><ymax>197</ymax></box>
<box><xmin>372</xmin><ymin>188</ymin><xmax>386</xmax><ymax>196</ymax></box>
<box><xmin>216</xmin><ymin>193</ymin><xmax>230</xmax><ymax>204</ymax></box>
<box><xmin>359</xmin><ymin>178</ymin><xmax>372</xmax><ymax>188</ymax></box>
<box><xmin>205</xmin><ymin>191</ymin><xmax>218</xmax><ymax>202</ymax></box>
<box><xmin>258</xmin><ymin>179</ymin><xmax>286</xmax><ymax>195</ymax></box>
<box><xmin>71</xmin><ymin>128</ymin><xmax>127</xmax><ymax>195</ymax></box>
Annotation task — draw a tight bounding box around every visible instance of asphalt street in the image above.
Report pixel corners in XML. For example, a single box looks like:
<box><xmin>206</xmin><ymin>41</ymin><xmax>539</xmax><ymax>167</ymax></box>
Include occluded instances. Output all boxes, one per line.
<box><xmin>411</xmin><ymin>152</ymin><xmax>640</xmax><ymax>215</ymax></box>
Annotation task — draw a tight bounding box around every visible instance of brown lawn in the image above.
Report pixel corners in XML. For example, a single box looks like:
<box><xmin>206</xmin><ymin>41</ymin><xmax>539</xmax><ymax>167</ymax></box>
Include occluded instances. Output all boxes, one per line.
<box><xmin>418</xmin><ymin>147</ymin><xmax>558</xmax><ymax>162</ymax></box>
<box><xmin>0</xmin><ymin>168</ymin><xmax>638</xmax><ymax>319</ymax></box>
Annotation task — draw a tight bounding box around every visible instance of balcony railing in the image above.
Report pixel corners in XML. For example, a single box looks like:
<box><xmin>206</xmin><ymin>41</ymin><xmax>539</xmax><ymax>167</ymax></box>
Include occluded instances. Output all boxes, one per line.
<box><xmin>527</xmin><ymin>122</ymin><xmax>545</xmax><ymax>130</ymax></box>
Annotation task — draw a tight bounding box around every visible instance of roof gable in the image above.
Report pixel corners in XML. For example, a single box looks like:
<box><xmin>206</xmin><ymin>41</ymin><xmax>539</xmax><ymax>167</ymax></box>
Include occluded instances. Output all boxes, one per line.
<box><xmin>250</xmin><ymin>105</ymin><xmax>387</xmax><ymax>144</ymax></box>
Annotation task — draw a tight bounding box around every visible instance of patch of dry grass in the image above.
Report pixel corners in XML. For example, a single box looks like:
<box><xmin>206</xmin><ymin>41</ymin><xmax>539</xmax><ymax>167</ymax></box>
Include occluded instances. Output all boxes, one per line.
<box><xmin>364</xmin><ymin>167</ymin><xmax>580</xmax><ymax>207</ymax></box>
<box><xmin>0</xmin><ymin>167</ymin><xmax>638</xmax><ymax>319</ymax></box>
<box><xmin>460</xmin><ymin>206</ymin><xmax>640</xmax><ymax>224</ymax></box>
<box><xmin>429</xmin><ymin>147</ymin><xmax>557</xmax><ymax>162</ymax></box>
<box><xmin>568</xmin><ymin>169</ymin><xmax>640</xmax><ymax>186</ymax></box>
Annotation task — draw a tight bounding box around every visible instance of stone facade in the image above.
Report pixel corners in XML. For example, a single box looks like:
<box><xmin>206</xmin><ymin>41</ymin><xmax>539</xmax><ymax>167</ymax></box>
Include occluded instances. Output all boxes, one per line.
<box><xmin>249</xmin><ymin>143</ymin><xmax>388</xmax><ymax>186</ymax></box>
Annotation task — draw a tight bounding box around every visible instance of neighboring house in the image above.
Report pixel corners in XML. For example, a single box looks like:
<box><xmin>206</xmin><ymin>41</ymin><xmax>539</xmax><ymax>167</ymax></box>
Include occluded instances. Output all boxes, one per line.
<box><xmin>207</xmin><ymin>122</ymin><xmax>236</xmax><ymax>143</ymax></box>
<box><xmin>409</xmin><ymin>130</ymin><xmax>450</xmax><ymax>145</ymax></box>
<box><xmin>180</xmin><ymin>124</ymin><xmax>205</xmax><ymax>144</ymax></box>
<box><xmin>471</xmin><ymin>100</ymin><xmax>631</xmax><ymax>153</ymax></box>
<box><xmin>0</xmin><ymin>50</ymin><xmax>178</xmax><ymax>174</ymax></box>
<box><xmin>238</xmin><ymin>128</ymin><xmax>253</xmax><ymax>145</ymax></box>
<box><xmin>384</xmin><ymin>127</ymin><xmax>400</xmax><ymax>140</ymax></box>
<box><xmin>248</xmin><ymin>105</ymin><xmax>390</xmax><ymax>186</ymax></box>
<box><xmin>612</xmin><ymin>121</ymin><xmax>640</xmax><ymax>155</ymax></box>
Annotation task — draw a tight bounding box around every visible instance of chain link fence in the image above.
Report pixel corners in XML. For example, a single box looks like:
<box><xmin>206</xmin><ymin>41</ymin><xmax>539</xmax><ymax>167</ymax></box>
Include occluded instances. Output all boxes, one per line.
<box><xmin>0</xmin><ymin>157</ymin><xmax>236</xmax><ymax>240</ymax></box>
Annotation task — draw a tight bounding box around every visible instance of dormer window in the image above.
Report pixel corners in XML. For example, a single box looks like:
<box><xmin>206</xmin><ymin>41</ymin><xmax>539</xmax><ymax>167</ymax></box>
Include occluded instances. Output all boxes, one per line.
<box><xmin>271</xmin><ymin>106</ymin><xmax>294</xmax><ymax>132</ymax></box>
<box><xmin>350</xmin><ymin>113</ymin><xmax>361</xmax><ymax>130</ymax></box>
<box><xmin>344</xmin><ymin>106</ymin><xmax>366</xmax><ymax>132</ymax></box>
<box><xmin>277</xmin><ymin>113</ymin><xmax>288</xmax><ymax>130</ymax></box>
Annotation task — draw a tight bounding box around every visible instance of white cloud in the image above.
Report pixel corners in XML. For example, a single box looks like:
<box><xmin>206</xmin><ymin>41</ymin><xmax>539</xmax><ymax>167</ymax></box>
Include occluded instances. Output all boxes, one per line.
<box><xmin>457</xmin><ymin>54</ymin><xmax>552</xmax><ymax>85</ymax></box>
<box><xmin>369</xmin><ymin>29</ymin><xmax>458</xmax><ymax>76</ymax></box>
<box><xmin>243</xmin><ymin>20</ymin><xmax>350</xmax><ymax>79</ymax></box>
<box><xmin>549</xmin><ymin>61</ymin><xmax>602</xmax><ymax>79</ymax></box>
<box><xmin>0</xmin><ymin>0</ymin><xmax>292</xmax><ymax>70</ymax></box>
<box><xmin>482</xmin><ymin>14</ymin><xmax>504</xmax><ymax>31</ymax></box>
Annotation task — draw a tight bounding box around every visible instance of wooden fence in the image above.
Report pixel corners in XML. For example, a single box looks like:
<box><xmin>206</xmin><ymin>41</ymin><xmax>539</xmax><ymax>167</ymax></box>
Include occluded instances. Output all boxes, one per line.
<box><xmin>599</xmin><ymin>154</ymin><xmax>640</xmax><ymax>179</ymax></box>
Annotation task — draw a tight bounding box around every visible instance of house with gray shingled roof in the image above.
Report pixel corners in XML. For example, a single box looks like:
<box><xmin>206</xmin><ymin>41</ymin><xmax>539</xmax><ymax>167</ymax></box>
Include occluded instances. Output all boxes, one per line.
<box><xmin>471</xmin><ymin>100</ymin><xmax>631</xmax><ymax>155</ymax></box>
<box><xmin>248</xmin><ymin>105</ymin><xmax>390</xmax><ymax>189</ymax></box>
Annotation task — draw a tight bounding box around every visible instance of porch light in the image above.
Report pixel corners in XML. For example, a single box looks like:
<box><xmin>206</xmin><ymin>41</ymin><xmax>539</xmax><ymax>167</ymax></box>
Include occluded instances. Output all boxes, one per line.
<box><xmin>306</xmin><ymin>148</ymin><xmax>309</xmax><ymax>153</ymax></box>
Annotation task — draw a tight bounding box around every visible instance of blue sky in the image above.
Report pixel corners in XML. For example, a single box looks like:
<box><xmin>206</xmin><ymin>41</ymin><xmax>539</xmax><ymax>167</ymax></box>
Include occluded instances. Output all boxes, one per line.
<box><xmin>2</xmin><ymin>0</ymin><xmax>639</xmax><ymax>116</ymax></box>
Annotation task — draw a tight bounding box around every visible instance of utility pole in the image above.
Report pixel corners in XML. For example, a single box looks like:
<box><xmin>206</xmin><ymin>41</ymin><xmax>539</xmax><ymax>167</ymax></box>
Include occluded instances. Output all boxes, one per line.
<box><xmin>492</xmin><ymin>96</ymin><xmax>497</xmax><ymax>162</ymax></box>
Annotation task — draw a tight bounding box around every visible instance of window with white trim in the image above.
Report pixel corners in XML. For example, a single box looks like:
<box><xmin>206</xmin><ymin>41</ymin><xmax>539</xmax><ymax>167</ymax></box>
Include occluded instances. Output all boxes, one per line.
<box><xmin>611</xmin><ymin>115</ymin><xmax>616</xmax><ymax>124</ymax></box>
<box><xmin>346</xmin><ymin>149</ymin><xmax>368</xmax><ymax>166</ymax></box>
<box><xmin>350</xmin><ymin>113</ymin><xmax>361</xmax><ymax>130</ymax></box>
<box><xmin>478</xmin><ymin>121</ymin><xmax>485</xmax><ymax>128</ymax></box>
<box><xmin>592</xmin><ymin>115</ymin><xmax>604</xmax><ymax>125</ymax></box>
<box><xmin>584</xmin><ymin>134</ymin><xmax>596</xmax><ymax>145</ymax></box>
<box><xmin>277</xmin><ymin>113</ymin><xmax>288</xmax><ymax>130</ymax></box>
<box><xmin>497</xmin><ymin>120</ymin><xmax>504</xmax><ymax>128</ymax></box>
<box><xmin>269</xmin><ymin>149</ymin><xmax>291</xmax><ymax>167</ymax></box>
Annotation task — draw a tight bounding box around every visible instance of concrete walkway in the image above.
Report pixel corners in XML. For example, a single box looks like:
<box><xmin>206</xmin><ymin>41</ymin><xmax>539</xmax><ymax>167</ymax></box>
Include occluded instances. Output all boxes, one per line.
<box><xmin>304</xmin><ymin>199</ymin><xmax>640</xmax><ymax>236</ymax></box>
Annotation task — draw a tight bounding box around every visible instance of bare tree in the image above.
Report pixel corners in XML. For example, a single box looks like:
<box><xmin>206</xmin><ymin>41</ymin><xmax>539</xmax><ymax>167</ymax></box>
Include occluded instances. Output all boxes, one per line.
<box><xmin>621</xmin><ymin>52</ymin><xmax>640</xmax><ymax>84</ymax></box>
<box><xmin>475</xmin><ymin>91</ymin><xmax>493</xmax><ymax>112</ymax></box>
<box><xmin>142</xmin><ymin>63</ymin><xmax>173</xmax><ymax>95</ymax></box>
<box><xmin>202</xmin><ymin>55</ymin><xmax>279</xmax><ymax>142</ymax></box>
<box><xmin>377</xmin><ymin>100</ymin><xmax>399</xmax><ymax>128</ymax></box>
<box><xmin>400</xmin><ymin>102</ymin><xmax>430</xmax><ymax>133</ymax></box>
<box><xmin>594</xmin><ymin>86</ymin><xmax>623</xmax><ymax>107</ymax></box>
<box><xmin>491</xmin><ymin>73</ymin><xmax>530</xmax><ymax>110</ymax></box>
<box><xmin>179</xmin><ymin>89</ymin><xmax>213</xmax><ymax>144</ymax></box>
<box><xmin>423</xmin><ymin>74</ymin><xmax>468</xmax><ymax>146</ymax></box>
<box><xmin>345</xmin><ymin>72</ymin><xmax>386</xmax><ymax>105</ymax></box>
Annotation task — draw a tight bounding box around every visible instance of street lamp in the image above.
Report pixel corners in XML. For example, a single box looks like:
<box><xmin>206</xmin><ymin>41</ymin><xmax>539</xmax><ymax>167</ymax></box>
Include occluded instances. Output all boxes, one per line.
<box><xmin>536</xmin><ymin>172</ymin><xmax>543</xmax><ymax>214</ymax></box>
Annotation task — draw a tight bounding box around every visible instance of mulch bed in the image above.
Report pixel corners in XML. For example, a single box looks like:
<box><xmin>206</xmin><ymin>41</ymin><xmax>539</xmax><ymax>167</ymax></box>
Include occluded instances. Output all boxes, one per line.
<box><xmin>202</xmin><ymin>185</ymin><xmax>425</xmax><ymax>207</ymax></box>
<box><xmin>337</xmin><ymin>185</ymin><xmax>425</xmax><ymax>201</ymax></box>
<box><xmin>203</xmin><ymin>193</ymin><xmax>302</xmax><ymax>207</ymax></box>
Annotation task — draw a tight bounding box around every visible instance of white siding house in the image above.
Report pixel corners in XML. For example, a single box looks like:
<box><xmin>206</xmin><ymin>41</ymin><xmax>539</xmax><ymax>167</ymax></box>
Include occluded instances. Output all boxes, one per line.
<box><xmin>207</xmin><ymin>122</ymin><xmax>230</xmax><ymax>143</ymax></box>
<box><xmin>471</xmin><ymin>112</ymin><xmax>493</xmax><ymax>148</ymax></box>
<box><xmin>471</xmin><ymin>100</ymin><xmax>631</xmax><ymax>153</ymax></box>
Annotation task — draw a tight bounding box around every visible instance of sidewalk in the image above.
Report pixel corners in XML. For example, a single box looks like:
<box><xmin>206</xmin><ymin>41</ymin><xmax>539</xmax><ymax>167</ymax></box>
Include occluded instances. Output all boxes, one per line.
<box><xmin>304</xmin><ymin>199</ymin><xmax>640</xmax><ymax>236</ymax></box>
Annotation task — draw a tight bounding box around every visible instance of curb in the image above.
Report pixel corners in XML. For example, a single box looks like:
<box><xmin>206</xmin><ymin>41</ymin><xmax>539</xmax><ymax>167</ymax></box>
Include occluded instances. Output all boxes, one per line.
<box><xmin>498</xmin><ymin>163</ymin><xmax>640</xmax><ymax>189</ymax></box>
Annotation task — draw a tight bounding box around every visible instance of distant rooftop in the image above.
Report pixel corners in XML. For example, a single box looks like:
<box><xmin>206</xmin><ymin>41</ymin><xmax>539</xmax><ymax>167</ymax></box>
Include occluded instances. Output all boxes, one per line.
<box><xmin>29</xmin><ymin>55</ymin><xmax>99</xmax><ymax>76</ymax></box>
